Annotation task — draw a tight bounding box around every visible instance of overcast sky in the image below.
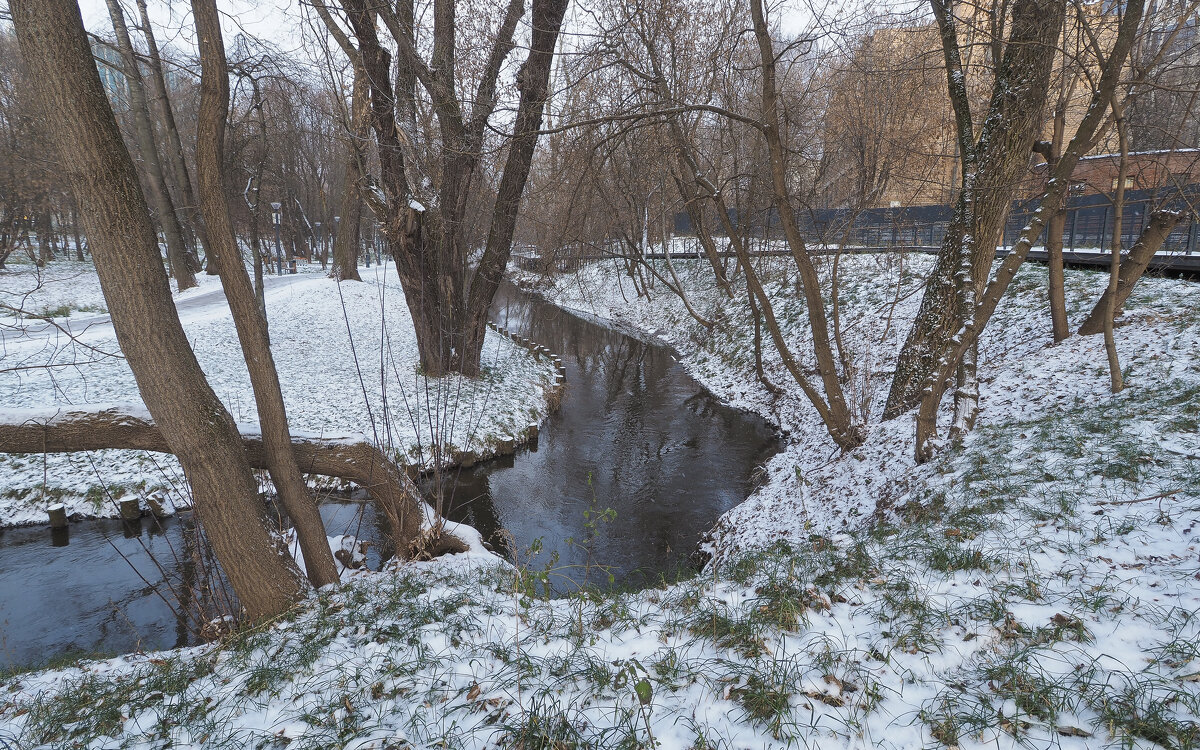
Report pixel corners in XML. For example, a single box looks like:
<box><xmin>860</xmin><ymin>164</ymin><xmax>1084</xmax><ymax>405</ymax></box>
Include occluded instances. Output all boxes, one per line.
<box><xmin>73</xmin><ymin>0</ymin><xmax>835</xmax><ymax>63</ymax></box>
<box><xmin>76</xmin><ymin>0</ymin><xmax>312</xmax><ymax>60</ymax></box>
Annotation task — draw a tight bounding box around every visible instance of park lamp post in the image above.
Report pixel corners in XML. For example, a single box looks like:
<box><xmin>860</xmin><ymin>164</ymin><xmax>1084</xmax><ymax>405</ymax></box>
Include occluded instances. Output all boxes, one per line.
<box><xmin>270</xmin><ymin>202</ymin><xmax>283</xmax><ymax>275</ymax></box>
<box><xmin>333</xmin><ymin>215</ymin><xmax>341</xmax><ymax>266</ymax></box>
<box><xmin>314</xmin><ymin>221</ymin><xmax>322</xmax><ymax>262</ymax></box>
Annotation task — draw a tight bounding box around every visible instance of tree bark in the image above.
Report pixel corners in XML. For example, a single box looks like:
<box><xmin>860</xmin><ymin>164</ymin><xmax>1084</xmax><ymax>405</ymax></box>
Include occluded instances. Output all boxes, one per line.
<box><xmin>11</xmin><ymin>0</ymin><xmax>305</xmax><ymax>620</ymax></box>
<box><xmin>191</xmin><ymin>0</ymin><xmax>340</xmax><ymax>589</ymax></box>
<box><xmin>1102</xmin><ymin>103</ymin><xmax>1129</xmax><ymax>393</ymax></box>
<box><xmin>460</xmin><ymin>0</ymin><xmax>571</xmax><ymax>373</ymax></box>
<box><xmin>319</xmin><ymin>0</ymin><xmax>567</xmax><ymax>376</ymax></box>
<box><xmin>748</xmin><ymin>0</ymin><xmax>863</xmax><ymax>450</ymax></box>
<box><xmin>0</xmin><ymin>406</ymin><xmax>459</xmax><ymax>556</ymax></box>
<box><xmin>1042</xmin><ymin>102</ymin><xmax>1071</xmax><ymax>342</ymax></box>
<box><xmin>102</xmin><ymin>0</ymin><xmax>196</xmax><ymax>291</ymax></box>
<box><xmin>910</xmin><ymin>0</ymin><xmax>1146</xmax><ymax>461</ymax></box>
<box><xmin>1046</xmin><ymin>205</ymin><xmax>1069</xmax><ymax>339</ymax></box>
<box><xmin>332</xmin><ymin>66</ymin><xmax>366</xmax><ymax>282</ymax></box>
<box><xmin>134</xmin><ymin>0</ymin><xmax>210</xmax><ymax>270</ymax></box>
<box><xmin>1078</xmin><ymin>209</ymin><xmax>1185</xmax><ymax>335</ymax></box>
<box><xmin>884</xmin><ymin>0</ymin><xmax>1064</xmax><ymax>420</ymax></box>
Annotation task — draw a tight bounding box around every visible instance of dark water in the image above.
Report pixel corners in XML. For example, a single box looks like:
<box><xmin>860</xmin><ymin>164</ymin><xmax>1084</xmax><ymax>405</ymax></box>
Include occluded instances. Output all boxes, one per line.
<box><xmin>0</xmin><ymin>503</ymin><xmax>389</xmax><ymax>671</ymax></box>
<box><xmin>0</xmin><ymin>286</ymin><xmax>780</xmax><ymax>670</ymax></box>
<box><xmin>438</xmin><ymin>285</ymin><xmax>781</xmax><ymax>589</ymax></box>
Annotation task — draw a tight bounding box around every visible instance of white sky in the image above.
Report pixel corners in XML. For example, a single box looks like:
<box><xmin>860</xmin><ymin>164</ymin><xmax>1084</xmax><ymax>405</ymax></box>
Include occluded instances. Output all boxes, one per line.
<box><xmin>75</xmin><ymin>0</ymin><xmax>838</xmax><ymax>64</ymax></box>
<box><xmin>77</xmin><ymin>0</ymin><xmax>312</xmax><ymax>61</ymax></box>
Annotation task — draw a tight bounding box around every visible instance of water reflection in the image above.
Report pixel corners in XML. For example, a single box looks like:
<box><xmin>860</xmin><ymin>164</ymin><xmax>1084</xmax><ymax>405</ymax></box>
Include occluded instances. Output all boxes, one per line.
<box><xmin>438</xmin><ymin>285</ymin><xmax>781</xmax><ymax>592</ymax></box>
<box><xmin>0</xmin><ymin>501</ymin><xmax>383</xmax><ymax>670</ymax></box>
<box><xmin>0</xmin><ymin>285</ymin><xmax>780</xmax><ymax>668</ymax></box>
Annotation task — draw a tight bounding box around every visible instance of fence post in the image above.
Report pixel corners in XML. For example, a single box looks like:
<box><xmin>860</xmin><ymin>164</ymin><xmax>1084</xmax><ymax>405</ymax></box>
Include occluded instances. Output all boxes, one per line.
<box><xmin>1188</xmin><ymin>217</ymin><xmax>1198</xmax><ymax>256</ymax></box>
<box><xmin>1068</xmin><ymin>209</ymin><xmax>1077</xmax><ymax>251</ymax></box>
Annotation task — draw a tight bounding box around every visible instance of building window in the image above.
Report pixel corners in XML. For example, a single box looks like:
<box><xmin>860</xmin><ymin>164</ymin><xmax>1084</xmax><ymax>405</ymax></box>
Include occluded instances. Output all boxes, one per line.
<box><xmin>1111</xmin><ymin>176</ymin><xmax>1135</xmax><ymax>190</ymax></box>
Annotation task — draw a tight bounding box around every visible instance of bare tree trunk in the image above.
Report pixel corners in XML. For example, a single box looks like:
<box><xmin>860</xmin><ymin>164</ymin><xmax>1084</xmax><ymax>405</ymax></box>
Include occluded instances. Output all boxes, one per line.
<box><xmin>749</xmin><ymin>0</ymin><xmax>862</xmax><ymax>449</ymax></box>
<box><xmin>460</xmin><ymin>0</ymin><xmax>571</xmax><ymax>373</ymax></box>
<box><xmin>1078</xmin><ymin>209</ymin><xmax>1185</xmax><ymax>335</ymax></box>
<box><xmin>245</xmin><ymin>77</ymin><xmax>268</xmax><ymax>317</ymax></box>
<box><xmin>1048</xmin><ymin>117</ymin><xmax>1070</xmax><ymax>342</ymax></box>
<box><xmin>103</xmin><ymin>0</ymin><xmax>196</xmax><ymax>292</ymax></box>
<box><xmin>1037</xmin><ymin>100</ymin><xmax>1071</xmax><ymax>343</ymax></box>
<box><xmin>909</xmin><ymin>0</ymin><xmax>1145</xmax><ymax>461</ymax></box>
<box><xmin>135</xmin><ymin>0</ymin><xmax>209</xmax><ymax>270</ymax></box>
<box><xmin>332</xmin><ymin>67</ymin><xmax>365</xmax><ymax>282</ymax></box>
<box><xmin>320</xmin><ymin>0</ymin><xmax>568</xmax><ymax>376</ymax></box>
<box><xmin>0</xmin><ymin>406</ymin><xmax>458</xmax><ymax>556</ymax></box>
<box><xmin>1046</xmin><ymin>207</ymin><xmax>1069</xmax><ymax>338</ymax></box>
<box><xmin>1103</xmin><ymin>103</ymin><xmax>1129</xmax><ymax>393</ymax></box>
<box><xmin>192</xmin><ymin>0</ymin><xmax>340</xmax><ymax>589</ymax></box>
<box><xmin>36</xmin><ymin>209</ymin><xmax>53</xmax><ymax>265</ymax></box>
<box><xmin>11</xmin><ymin>0</ymin><xmax>305</xmax><ymax>619</ymax></box>
<box><xmin>884</xmin><ymin>0</ymin><xmax>1064</xmax><ymax>420</ymax></box>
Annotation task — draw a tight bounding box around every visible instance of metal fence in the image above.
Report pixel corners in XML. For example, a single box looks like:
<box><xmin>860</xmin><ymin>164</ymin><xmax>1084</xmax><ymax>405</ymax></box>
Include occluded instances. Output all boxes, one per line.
<box><xmin>672</xmin><ymin>184</ymin><xmax>1200</xmax><ymax>255</ymax></box>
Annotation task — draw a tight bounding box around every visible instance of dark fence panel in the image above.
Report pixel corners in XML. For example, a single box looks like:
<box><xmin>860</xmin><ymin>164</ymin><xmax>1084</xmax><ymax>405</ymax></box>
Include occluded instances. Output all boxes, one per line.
<box><xmin>672</xmin><ymin>183</ymin><xmax>1200</xmax><ymax>255</ymax></box>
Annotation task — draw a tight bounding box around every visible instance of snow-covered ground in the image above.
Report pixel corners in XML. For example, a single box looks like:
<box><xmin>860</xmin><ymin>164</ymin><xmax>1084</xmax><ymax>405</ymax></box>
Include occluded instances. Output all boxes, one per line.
<box><xmin>2</xmin><ymin>250</ymin><xmax>1198</xmax><ymax>749</ymax></box>
<box><xmin>0</xmin><ymin>260</ymin><xmax>556</xmax><ymax>526</ymax></box>
<box><xmin>523</xmin><ymin>247</ymin><xmax>1200</xmax><ymax>555</ymax></box>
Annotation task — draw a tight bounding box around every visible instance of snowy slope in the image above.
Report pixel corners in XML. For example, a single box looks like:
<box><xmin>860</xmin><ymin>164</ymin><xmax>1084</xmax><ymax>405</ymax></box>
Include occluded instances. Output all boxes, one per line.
<box><xmin>1</xmin><ymin>254</ymin><xmax>1198</xmax><ymax>749</ymax></box>
<box><xmin>0</xmin><ymin>262</ymin><xmax>556</xmax><ymax>526</ymax></box>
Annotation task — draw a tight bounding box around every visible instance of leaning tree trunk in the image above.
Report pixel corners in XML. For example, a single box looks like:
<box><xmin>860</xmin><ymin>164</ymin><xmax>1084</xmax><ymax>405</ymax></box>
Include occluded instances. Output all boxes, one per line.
<box><xmin>743</xmin><ymin>0</ymin><xmax>863</xmax><ymax>450</ymax></box>
<box><xmin>135</xmin><ymin>0</ymin><xmax>209</xmax><ymax>271</ymax></box>
<box><xmin>11</xmin><ymin>0</ymin><xmax>305</xmax><ymax>620</ymax></box>
<box><xmin>884</xmin><ymin>0</ymin><xmax>1064</xmax><ymax>420</ymax></box>
<box><xmin>102</xmin><ymin>0</ymin><xmax>197</xmax><ymax>291</ymax></box>
<box><xmin>909</xmin><ymin>0</ymin><xmax>1146</xmax><ymax>461</ymax></box>
<box><xmin>1078</xmin><ymin>209</ymin><xmax>1185</xmax><ymax>335</ymax></box>
<box><xmin>192</xmin><ymin>0</ymin><xmax>340</xmax><ymax>589</ymax></box>
<box><xmin>0</xmin><ymin>406</ymin><xmax>462</xmax><ymax>556</ymax></box>
<box><xmin>460</xmin><ymin>0</ymin><xmax>571</xmax><ymax>374</ymax></box>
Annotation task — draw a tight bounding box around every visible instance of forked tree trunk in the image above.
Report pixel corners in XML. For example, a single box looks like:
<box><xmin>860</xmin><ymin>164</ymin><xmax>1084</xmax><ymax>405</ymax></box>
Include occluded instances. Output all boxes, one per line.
<box><xmin>909</xmin><ymin>0</ymin><xmax>1146</xmax><ymax>461</ymax></box>
<box><xmin>748</xmin><ymin>0</ymin><xmax>863</xmax><ymax>450</ymax></box>
<box><xmin>1078</xmin><ymin>209</ymin><xmax>1185</xmax><ymax>335</ymax></box>
<box><xmin>321</xmin><ymin>0</ymin><xmax>568</xmax><ymax>377</ymax></box>
<box><xmin>103</xmin><ymin>0</ymin><xmax>197</xmax><ymax>291</ymax></box>
<box><xmin>884</xmin><ymin>0</ymin><xmax>1064</xmax><ymax>420</ymax></box>
<box><xmin>10</xmin><ymin>0</ymin><xmax>306</xmax><ymax>620</ymax></box>
<box><xmin>0</xmin><ymin>406</ymin><xmax>461</xmax><ymax>556</ymax></box>
<box><xmin>192</xmin><ymin>0</ymin><xmax>340</xmax><ymax>589</ymax></box>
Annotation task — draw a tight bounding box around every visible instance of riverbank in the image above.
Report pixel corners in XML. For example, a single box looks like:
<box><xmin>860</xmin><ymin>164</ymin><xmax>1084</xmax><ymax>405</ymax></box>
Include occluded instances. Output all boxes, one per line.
<box><xmin>2</xmin><ymin>255</ymin><xmax>1199</xmax><ymax>748</ymax></box>
<box><xmin>514</xmin><ymin>253</ymin><xmax>1200</xmax><ymax>556</ymax></box>
<box><xmin>0</xmin><ymin>262</ymin><xmax>558</xmax><ymax>527</ymax></box>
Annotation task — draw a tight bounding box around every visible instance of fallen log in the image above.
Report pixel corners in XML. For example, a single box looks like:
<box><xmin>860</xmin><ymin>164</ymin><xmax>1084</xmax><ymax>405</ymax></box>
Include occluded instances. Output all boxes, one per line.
<box><xmin>1077</xmin><ymin>209</ymin><xmax>1186</xmax><ymax>336</ymax></box>
<box><xmin>0</xmin><ymin>405</ymin><xmax>467</xmax><ymax>556</ymax></box>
